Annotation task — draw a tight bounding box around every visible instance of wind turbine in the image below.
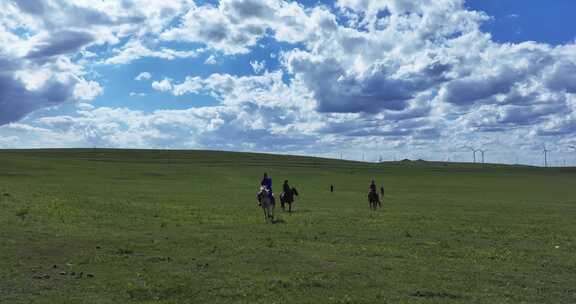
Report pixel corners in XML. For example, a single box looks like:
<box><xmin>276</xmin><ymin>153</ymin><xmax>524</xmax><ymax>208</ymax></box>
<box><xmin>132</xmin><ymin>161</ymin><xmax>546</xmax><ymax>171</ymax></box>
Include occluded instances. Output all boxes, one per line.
<box><xmin>478</xmin><ymin>149</ymin><xmax>486</xmax><ymax>164</ymax></box>
<box><xmin>468</xmin><ymin>147</ymin><xmax>478</xmax><ymax>163</ymax></box>
<box><xmin>569</xmin><ymin>145</ymin><xmax>576</xmax><ymax>166</ymax></box>
<box><xmin>543</xmin><ymin>145</ymin><xmax>550</xmax><ymax>167</ymax></box>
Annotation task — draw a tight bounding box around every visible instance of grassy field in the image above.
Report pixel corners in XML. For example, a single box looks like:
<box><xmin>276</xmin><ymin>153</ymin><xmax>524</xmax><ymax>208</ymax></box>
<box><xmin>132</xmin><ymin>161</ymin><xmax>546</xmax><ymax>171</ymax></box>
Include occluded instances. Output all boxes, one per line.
<box><xmin>0</xmin><ymin>149</ymin><xmax>575</xmax><ymax>303</ymax></box>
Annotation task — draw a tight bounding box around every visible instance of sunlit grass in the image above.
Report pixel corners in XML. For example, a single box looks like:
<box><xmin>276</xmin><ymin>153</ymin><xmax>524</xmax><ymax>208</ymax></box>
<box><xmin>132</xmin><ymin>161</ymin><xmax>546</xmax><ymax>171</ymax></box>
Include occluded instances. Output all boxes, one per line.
<box><xmin>0</xmin><ymin>149</ymin><xmax>575</xmax><ymax>303</ymax></box>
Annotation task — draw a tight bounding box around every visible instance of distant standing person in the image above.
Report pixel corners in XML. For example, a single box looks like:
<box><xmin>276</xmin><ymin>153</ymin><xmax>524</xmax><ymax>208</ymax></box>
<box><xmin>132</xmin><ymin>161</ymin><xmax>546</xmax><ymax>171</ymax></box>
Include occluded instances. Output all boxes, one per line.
<box><xmin>330</xmin><ymin>184</ymin><xmax>334</xmax><ymax>193</ymax></box>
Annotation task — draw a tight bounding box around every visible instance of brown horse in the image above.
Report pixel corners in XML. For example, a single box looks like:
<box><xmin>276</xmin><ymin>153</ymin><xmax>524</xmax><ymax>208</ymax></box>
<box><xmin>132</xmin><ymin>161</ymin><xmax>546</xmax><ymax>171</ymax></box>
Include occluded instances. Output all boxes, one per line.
<box><xmin>280</xmin><ymin>187</ymin><xmax>299</xmax><ymax>212</ymax></box>
<box><xmin>368</xmin><ymin>191</ymin><xmax>380</xmax><ymax>210</ymax></box>
<box><xmin>257</xmin><ymin>187</ymin><xmax>274</xmax><ymax>222</ymax></box>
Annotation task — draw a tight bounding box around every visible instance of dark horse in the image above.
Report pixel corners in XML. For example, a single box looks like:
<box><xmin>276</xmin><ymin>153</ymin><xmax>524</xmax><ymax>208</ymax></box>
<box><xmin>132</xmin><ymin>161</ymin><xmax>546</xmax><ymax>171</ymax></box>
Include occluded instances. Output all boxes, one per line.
<box><xmin>280</xmin><ymin>187</ymin><xmax>299</xmax><ymax>212</ymax></box>
<box><xmin>368</xmin><ymin>191</ymin><xmax>380</xmax><ymax>210</ymax></box>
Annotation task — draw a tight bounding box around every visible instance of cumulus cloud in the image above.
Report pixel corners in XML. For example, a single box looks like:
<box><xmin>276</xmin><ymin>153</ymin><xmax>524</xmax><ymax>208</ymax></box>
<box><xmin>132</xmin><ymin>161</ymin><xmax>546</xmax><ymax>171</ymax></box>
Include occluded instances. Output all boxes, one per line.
<box><xmin>250</xmin><ymin>60</ymin><xmax>266</xmax><ymax>74</ymax></box>
<box><xmin>141</xmin><ymin>0</ymin><xmax>576</xmax><ymax>162</ymax></box>
<box><xmin>544</xmin><ymin>59</ymin><xmax>576</xmax><ymax>94</ymax></box>
<box><xmin>151</xmin><ymin>78</ymin><xmax>173</xmax><ymax>92</ymax></box>
<box><xmin>26</xmin><ymin>30</ymin><xmax>95</xmax><ymax>59</ymax></box>
<box><xmin>135</xmin><ymin>72</ymin><xmax>152</xmax><ymax>81</ymax></box>
<box><xmin>0</xmin><ymin>102</ymin><xmax>321</xmax><ymax>152</ymax></box>
<box><xmin>160</xmin><ymin>1</ymin><xmax>270</xmax><ymax>54</ymax></box>
<box><xmin>0</xmin><ymin>72</ymin><xmax>75</xmax><ymax>125</ymax></box>
<box><xmin>0</xmin><ymin>33</ymin><xmax>101</xmax><ymax>125</ymax></box>
<box><xmin>204</xmin><ymin>55</ymin><xmax>218</xmax><ymax>65</ymax></box>
<box><xmin>104</xmin><ymin>39</ymin><xmax>202</xmax><ymax>65</ymax></box>
<box><xmin>0</xmin><ymin>0</ymin><xmax>193</xmax><ymax>126</ymax></box>
<box><xmin>168</xmin><ymin>71</ymin><xmax>313</xmax><ymax>108</ymax></box>
<box><xmin>160</xmin><ymin>0</ymin><xmax>327</xmax><ymax>54</ymax></box>
<box><xmin>2</xmin><ymin>0</ymin><xmax>576</xmax><ymax>164</ymax></box>
<box><xmin>74</xmin><ymin>79</ymin><xmax>103</xmax><ymax>101</ymax></box>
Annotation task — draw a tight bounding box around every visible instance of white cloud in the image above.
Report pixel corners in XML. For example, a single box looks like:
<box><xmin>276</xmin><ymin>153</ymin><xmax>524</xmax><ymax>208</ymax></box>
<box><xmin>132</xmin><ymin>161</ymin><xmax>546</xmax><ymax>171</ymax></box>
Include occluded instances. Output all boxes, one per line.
<box><xmin>104</xmin><ymin>39</ymin><xmax>202</xmax><ymax>65</ymax></box>
<box><xmin>160</xmin><ymin>0</ymin><xmax>326</xmax><ymax>54</ymax></box>
<box><xmin>74</xmin><ymin>79</ymin><xmax>103</xmax><ymax>101</ymax></box>
<box><xmin>250</xmin><ymin>60</ymin><xmax>266</xmax><ymax>74</ymax></box>
<box><xmin>151</xmin><ymin>78</ymin><xmax>173</xmax><ymax>92</ymax></box>
<box><xmin>168</xmin><ymin>71</ymin><xmax>314</xmax><ymax>108</ymax></box>
<box><xmin>2</xmin><ymin>0</ymin><xmax>576</xmax><ymax>165</ymax></box>
<box><xmin>0</xmin><ymin>0</ymin><xmax>196</xmax><ymax>125</ymax></box>
<box><xmin>135</xmin><ymin>72</ymin><xmax>152</xmax><ymax>81</ymax></box>
<box><xmin>204</xmin><ymin>55</ymin><xmax>218</xmax><ymax>65</ymax></box>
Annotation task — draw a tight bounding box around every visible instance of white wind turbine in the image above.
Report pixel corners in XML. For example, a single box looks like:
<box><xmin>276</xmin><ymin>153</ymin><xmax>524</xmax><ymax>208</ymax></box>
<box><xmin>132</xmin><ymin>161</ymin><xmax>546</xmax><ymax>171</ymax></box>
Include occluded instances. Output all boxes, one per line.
<box><xmin>478</xmin><ymin>149</ymin><xmax>487</xmax><ymax>164</ymax></box>
<box><xmin>468</xmin><ymin>147</ymin><xmax>478</xmax><ymax>163</ymax></box>
<box><xmin>543</xmin><ymin>145</ymin><xmax>550</xmax><ymax>167</ymax></box>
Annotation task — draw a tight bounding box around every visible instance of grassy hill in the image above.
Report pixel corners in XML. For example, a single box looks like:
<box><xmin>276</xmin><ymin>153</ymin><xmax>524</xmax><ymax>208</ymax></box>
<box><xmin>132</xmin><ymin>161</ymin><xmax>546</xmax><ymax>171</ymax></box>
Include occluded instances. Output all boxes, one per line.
<box><xmin>0</xmin><ymin>149</ymin><xmax>575</xmax><ymax>303</ymax></box>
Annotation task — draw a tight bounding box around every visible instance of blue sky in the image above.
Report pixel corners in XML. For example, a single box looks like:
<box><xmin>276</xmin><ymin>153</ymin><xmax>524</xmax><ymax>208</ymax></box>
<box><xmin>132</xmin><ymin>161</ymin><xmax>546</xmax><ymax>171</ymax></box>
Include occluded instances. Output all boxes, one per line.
<box><xmin>468</xmin><ymin>0</ymin><xmax>576</xmax><ymax>45</ymax></box>
<box><xmin>1</xmin><ymin>0</ymin><xmax>576</xmax><ymax>166</ymax></box>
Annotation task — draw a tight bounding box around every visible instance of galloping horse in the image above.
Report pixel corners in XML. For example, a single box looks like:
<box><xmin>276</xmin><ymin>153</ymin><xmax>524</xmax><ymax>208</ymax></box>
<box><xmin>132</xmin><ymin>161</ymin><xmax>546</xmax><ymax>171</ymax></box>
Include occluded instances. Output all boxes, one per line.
<box><xmin>368</xmin><ymin>191</ymin><xmax>380</xmax><ymax>210</ymax></box>
<box><xmin>280</xmin><ymin>187</ymin><xmax>299</xmax><ymax>212</ymax></box>
<box><xmin>257</xmin><ymin>186</ymin><xmax>275</xmax><ymax>222</ymax></box>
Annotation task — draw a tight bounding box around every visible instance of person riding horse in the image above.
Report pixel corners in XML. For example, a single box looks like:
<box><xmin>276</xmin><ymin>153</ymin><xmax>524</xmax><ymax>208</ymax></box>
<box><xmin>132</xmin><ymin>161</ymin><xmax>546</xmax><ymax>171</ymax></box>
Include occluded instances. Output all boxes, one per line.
<box><xmin>260</xmin><ymin>173</ymin><xmax>275</xmax><ymax>205</ymax></box>
<box><xmin>283</xmin><ymin>180</ymin><xmax>291</xmax><ymax>195</ymax></box>
<box><xmin>368</xmin><ymin>180</ymin><xmax>381</xmax><ymax>209</ymax></box>
<box><xmin>280</xmin><ymin>180</ymin><xmax>298</xmax><ymax>212</ymax></box>
<box><xmin>257</xmin><ymin>186</ymin><xmax>274</xmax><ymax>221</ymax></box>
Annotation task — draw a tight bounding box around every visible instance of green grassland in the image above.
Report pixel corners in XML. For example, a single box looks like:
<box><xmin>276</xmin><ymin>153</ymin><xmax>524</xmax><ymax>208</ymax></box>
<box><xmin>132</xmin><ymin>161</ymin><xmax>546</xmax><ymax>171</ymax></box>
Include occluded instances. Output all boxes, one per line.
<box><xmin>0</xmin><ymin>149</ymin><xmax>575</xmax><ymax>303</ymax></box>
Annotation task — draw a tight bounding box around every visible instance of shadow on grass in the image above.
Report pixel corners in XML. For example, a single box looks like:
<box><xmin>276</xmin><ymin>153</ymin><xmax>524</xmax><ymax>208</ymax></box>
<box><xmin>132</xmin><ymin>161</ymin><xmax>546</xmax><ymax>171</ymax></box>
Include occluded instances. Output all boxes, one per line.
<box><xmin>409</xmin><ymin>290</ymin><xmax>467</xmax><ymax>300</ymax></box>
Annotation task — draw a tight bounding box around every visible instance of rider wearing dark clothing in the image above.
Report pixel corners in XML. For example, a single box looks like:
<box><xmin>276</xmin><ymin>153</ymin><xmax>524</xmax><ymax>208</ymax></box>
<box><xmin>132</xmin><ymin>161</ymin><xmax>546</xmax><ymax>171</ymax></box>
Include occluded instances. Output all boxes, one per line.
<box><xmin>369</xmin><ymin>180</ymin><xmax>377</xmax><ymax>193</ymax></box>
<box><xmin>369</xmin><ymin>180</ymin><xmax>380</xmax><ymax>207</ymax></box>
<box><xmin>260</xmin><ymin>173</ymin><xmax>275</xmax><ymax>204</ymax></box>
<box><xmin>283</xmin><ymin>180</ymin><xmax>291</xmax><ymax>194</ymax></box>
<box><xmin>261</xmin><ymin>173</ymin><xmax>272</xmax><ymax>191</ymax></box>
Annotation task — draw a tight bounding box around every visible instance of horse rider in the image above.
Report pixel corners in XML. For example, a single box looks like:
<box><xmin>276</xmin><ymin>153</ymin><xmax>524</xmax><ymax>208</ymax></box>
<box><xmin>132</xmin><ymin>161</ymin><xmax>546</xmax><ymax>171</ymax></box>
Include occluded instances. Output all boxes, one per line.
<box><xmin>260</xmin><ymin>173</ymin><xmax>275</xmax><ymax>204</ymax></box>
<box><xmin>283</xmin><ymin>180</ymin><xmax>291</xmax><ymax>195</ymax></box>
<box><xmin>369</xmin><ymin>180</ymin><xmax>380</xmax><ymax>207</ymax></box>
<box><xmin>369</xmin><ymin>180</ymin><xmax>377</xmax><ymax>194</ymax></box>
